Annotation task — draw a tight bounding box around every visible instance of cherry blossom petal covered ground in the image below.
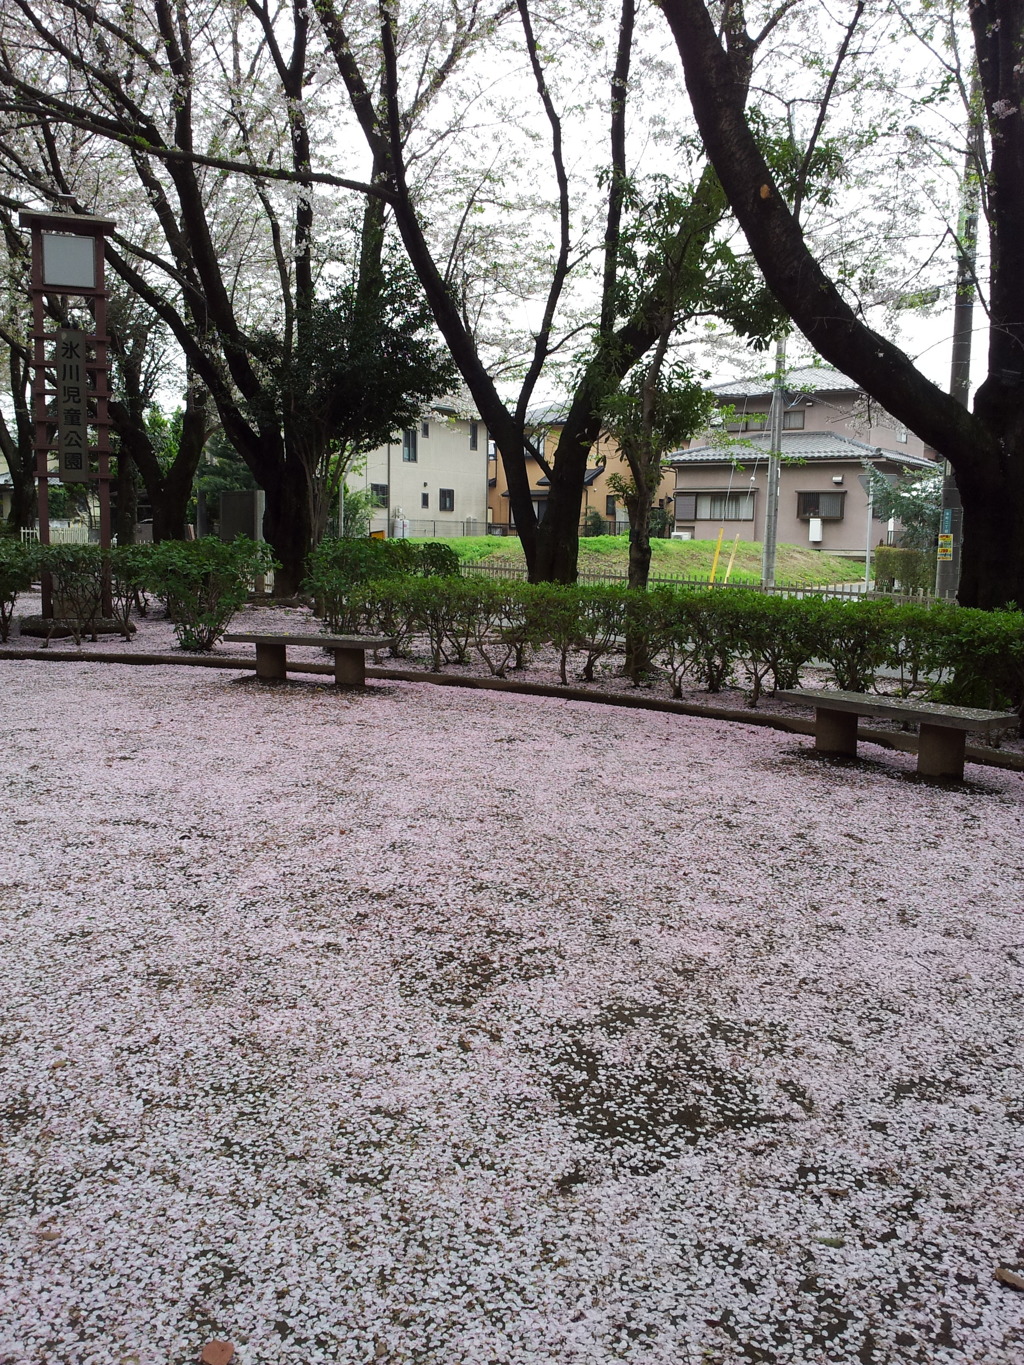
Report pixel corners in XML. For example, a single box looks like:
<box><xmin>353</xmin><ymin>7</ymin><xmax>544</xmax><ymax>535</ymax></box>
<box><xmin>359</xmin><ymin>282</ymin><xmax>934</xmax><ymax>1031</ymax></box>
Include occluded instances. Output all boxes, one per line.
<box><xmin>0</xmin><ymin>660</ymin><xmax>1022</xmax><ymax>1365</ymax></box>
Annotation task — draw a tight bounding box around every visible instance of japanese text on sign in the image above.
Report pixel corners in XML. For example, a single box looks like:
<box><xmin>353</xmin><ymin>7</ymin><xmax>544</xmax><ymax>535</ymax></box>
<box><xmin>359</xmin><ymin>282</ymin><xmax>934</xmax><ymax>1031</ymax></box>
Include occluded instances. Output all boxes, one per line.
<box><xmin>56</xmin><ymin>329</ymin><xmax>90</xmax><ymax>481</ymax></box>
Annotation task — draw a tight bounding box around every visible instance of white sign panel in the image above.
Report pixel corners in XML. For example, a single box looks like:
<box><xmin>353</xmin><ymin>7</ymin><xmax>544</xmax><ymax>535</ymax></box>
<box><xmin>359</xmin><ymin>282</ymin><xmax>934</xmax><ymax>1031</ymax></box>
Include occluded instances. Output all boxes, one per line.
<box><xmin>42</xmin><ymin>233</ymin><xmax>96</xmax><ymax>290</ymax></box>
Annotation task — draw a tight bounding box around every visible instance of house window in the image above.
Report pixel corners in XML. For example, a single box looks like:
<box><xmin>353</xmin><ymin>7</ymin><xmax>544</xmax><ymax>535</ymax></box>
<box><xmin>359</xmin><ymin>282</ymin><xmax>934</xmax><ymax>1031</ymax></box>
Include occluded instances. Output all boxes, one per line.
<box><xmin>370</xmin><ymin>483</ymin><xmax>389</xmax><ymax>507</ymax></box>
<box><xmin>421</xmin><ymin>491</ymin><xmax>429</xmax><ymax>509</ymax></box>
<box><xmin>724</xmin><ymin>413</ymin><xmax>766</xmax><ymax>433</ymax></box>
<box><xmin>783</xmin><ymin>409</ymin><xmax>805</xmax><ymax>429</ymax></box>
<box><xmin>605</xmin><ymin>495</ymin><xmax>617</xmax><ymax>517</ymax></box>
<box><xmin>402</xmin><ymin>429</ymin><xmax>417</xmax><ymax>462</ymax></box>
<box><xmin>675</xmin><ymin>492</ymin><xmax>697</xmax><ymax>520</ymax></box>
<box><xmin>421</xmin><ymin>419</ymin><xmax>430</xmax><ymax>438</ymax></box>
<box><xmin>896</xmin><ymin>423</ymin><xmax>908</xmax><ymax>443</ymax></box>
<box><xmin>469</xmin><ymin>421</ymin><xmax>479</xmax><ymax>450</ymax></box>
<box><xmin>797</xmin><ymin>490</ymin><xmax>846</xmax><ymax>520</ymax></box>
<box><xmin>694</xmin><ymin>491</ymin><xmax>755</xmax><ymax>520</ymax></box>
<box><xmin>439</xmin><ymin>488</ymin><xmax>455</xmax><ymax>511</ymax></box>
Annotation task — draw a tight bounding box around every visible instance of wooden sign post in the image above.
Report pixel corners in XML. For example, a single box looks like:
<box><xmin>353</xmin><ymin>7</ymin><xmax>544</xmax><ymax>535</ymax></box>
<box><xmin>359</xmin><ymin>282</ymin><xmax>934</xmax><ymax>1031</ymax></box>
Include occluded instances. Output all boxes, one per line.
<box><xmin>19</xmin><ymin>209</ymin><xmax>116</xmax><ymax>617</ymax></box>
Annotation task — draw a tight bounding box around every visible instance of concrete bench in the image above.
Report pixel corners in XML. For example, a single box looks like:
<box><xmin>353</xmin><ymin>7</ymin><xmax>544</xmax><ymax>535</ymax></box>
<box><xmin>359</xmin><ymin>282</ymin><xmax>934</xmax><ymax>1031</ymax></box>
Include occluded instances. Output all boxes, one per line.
<box><xmin>779</xmin><ymin>688</ymin><xmax>1017</xmax><ymax>780</ymax></box>
<box><xmin>224</xmin><ymin>633</ymin><xmax>393</xmax><ymax>688</ymax></box>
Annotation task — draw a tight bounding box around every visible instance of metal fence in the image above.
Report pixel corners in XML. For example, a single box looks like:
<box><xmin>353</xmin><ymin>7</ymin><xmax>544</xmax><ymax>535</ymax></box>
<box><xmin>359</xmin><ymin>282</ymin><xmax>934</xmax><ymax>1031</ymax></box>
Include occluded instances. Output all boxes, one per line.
<box><xmin>395</xmin><ymin>519</ymin><xmax>489</xmax><ymax>538</ymax></box>
<box><xmin>460</xmin><ymin>559</ymin><xmax>939</xmax><ymax>604</ymax></box>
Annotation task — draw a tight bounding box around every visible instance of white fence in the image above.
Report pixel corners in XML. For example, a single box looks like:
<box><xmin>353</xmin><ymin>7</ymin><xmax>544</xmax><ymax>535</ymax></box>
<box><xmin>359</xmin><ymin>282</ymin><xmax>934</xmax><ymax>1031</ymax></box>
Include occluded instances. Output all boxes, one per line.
<box><xmin>20</xmin><ymin>524</ymin><xmax>91</xmax><ymax>545</ymax></box>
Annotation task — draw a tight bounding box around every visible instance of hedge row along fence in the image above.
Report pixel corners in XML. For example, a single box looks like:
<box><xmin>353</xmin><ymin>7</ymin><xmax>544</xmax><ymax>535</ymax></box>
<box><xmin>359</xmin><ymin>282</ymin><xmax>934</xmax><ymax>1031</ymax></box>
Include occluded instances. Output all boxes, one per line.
<box><xmin>306</xmin><ymin>573</ymin><xmax>1024</xmax><ymax>716</ymax></box>
<box><xmin>4</xmin><ymin>536</ymin><xmax>1022</xmax><ymax>717</ymax></box>
<box><xmin>0</xmin><ymin>538</ymin><xmax>276</xmax><ymax>650</ymax></box>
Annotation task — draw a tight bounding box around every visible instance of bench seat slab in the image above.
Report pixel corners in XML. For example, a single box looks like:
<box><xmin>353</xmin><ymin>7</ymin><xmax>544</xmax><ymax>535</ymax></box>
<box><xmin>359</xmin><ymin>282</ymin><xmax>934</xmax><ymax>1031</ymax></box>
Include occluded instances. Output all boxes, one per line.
<box><xmin>224</xmin><ymin>633</ymin><xmax>392</xmax><ymax>650</ymax></box>
<box><xmin>778</xmin><ymin>688</ymin><xmax>1013</xmax><ymax>734</ymax></box>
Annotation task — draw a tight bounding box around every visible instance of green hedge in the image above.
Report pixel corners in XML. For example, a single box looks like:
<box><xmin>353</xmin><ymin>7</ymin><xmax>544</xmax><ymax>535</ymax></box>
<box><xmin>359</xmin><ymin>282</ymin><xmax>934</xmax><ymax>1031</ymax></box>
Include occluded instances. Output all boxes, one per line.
<box><xmin>0</xmin><ymin>540</ymin><xmax>37</xmax><ymax>641</ymax></box>
<box><xmin>320</xmin><ymin>577</ymin><xmax>1024</xmax><ymax>716</ymax></box>
<box><xmin>26</xmin><ymin>539</ymin><xmax>276</xmax><ymax>650</ymax></box>
<box><xmin>304</xmin><ymin>538</ymin><xmax>460</xmax><ymax>633</ymax></box>
<box><xmin>139</xmin><ymin>538</ymin><xmax>277</xmax><ymax>650</ymax></box>
<box><xmin>874</xmin><ymin>545</ymin><xmax>936</xmax><ymax>594</ymax></box>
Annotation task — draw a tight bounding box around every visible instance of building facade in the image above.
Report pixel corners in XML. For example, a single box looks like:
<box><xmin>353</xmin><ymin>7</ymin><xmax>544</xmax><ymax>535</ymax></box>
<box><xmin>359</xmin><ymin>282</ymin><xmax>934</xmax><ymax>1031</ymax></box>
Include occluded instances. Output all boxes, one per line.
<box><xmin>357</xmin><ymin>399</ymin><xmax>489</xmax><ymax>537</ymax></box>
<box><xmin>670</xmin><ymin>366</ymin><xmax>940</xmax><ymax>555</ymax></box>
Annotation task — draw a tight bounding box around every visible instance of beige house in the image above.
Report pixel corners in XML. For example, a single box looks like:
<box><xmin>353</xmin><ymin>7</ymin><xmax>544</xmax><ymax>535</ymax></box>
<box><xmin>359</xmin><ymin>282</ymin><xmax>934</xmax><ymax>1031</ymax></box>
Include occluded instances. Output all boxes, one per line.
<box><xmin>488</xmin><ymin>402</ymin><xmax>676</xmax><ymax>534</ymax></box>
<box><xmin>357</xmin><ymin>397</ymin><xmax>490</xmax><ymax>537</ymax></box>
<box><xmin>670</xmin><ymin>366</ymin><xmax>940</xmax><ymax>555</ymax></box>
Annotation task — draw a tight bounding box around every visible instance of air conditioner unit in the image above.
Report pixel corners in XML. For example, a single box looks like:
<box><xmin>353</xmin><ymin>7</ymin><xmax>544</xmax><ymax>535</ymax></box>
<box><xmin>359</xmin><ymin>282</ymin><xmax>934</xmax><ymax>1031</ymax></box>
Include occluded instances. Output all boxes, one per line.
<box><xmin>671</xmin><ymin>530</ymin><xmax>693</xmax><ymax>541</ymax></box>
<box><xmin>808</xmin><ymin>517</ymin><xmax>823</xmax><ymax>543</ymax></box>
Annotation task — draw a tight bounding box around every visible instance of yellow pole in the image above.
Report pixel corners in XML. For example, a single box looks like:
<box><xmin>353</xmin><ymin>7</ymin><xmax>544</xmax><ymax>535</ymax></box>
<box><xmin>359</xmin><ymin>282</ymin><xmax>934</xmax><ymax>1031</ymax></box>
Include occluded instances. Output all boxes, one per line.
<box><xmin>723</xmin><ymin>532</ymin><xmax>741</xmax><ymax>584</ymax></box>
<box><xmin>708</xmin><ymin>526</ymin><xmax>725</xmax><ymax>584</ymax></box>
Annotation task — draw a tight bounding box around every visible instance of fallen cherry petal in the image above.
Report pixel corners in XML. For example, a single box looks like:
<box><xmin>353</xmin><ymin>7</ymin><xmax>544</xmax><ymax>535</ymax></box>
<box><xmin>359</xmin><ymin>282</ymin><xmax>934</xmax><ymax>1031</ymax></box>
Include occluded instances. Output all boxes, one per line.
<box><xmin>200</xmin><ymin>1342</ymin><xmax>235</xmax><ymax>1365</ymax></box>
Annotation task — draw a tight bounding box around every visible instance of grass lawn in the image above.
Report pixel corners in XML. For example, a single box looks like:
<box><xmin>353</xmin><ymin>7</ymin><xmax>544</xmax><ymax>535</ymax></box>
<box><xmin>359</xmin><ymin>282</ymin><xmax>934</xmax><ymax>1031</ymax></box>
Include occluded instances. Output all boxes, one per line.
<box><xmin>419</xmin><ymin>535</ymin><xmax>862</xmax><ymax>586</ymax></box>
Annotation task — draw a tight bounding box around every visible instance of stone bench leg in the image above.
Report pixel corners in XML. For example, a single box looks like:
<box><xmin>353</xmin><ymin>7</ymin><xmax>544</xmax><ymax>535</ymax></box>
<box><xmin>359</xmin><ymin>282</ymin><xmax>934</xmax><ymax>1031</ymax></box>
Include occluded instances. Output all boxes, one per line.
<box><xmin>332</xmin><ymin>646</ymin><xmax>366</xmax><ymax>688</ymax></box>
<box><xmin>815</xmin><ymin>706</ymin><xmax>858</xmax><ymax>757</ymax></box>
<box><xmin>254</xmin><ymin>641</ymin><xmax>288</xmax><ymax>681</ymax></box>
<box><xmin>917</xmin><ymin>723</ymin><xmax>966</xmax><ymax>780</ymax></box>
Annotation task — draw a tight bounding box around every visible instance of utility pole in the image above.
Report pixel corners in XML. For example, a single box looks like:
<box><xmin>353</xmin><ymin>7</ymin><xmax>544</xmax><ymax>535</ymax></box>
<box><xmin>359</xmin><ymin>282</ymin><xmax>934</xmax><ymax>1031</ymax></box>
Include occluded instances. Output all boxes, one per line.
<box><xmin>936</xmin><ymin>81</ymin><xmax>982</xmax><ymax>599</ymax></box>
<box><xmin>760</xmin><ymin>333</ymin><xmax>786</xmax><ymax>588</ymax></box>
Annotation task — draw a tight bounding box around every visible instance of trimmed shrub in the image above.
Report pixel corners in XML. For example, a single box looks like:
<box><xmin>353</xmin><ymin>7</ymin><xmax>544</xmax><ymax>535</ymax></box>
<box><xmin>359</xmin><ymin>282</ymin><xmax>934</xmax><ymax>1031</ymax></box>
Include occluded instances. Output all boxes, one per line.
<box><xmin>107</xmin><ymin>544</ymin><xmax>157</xmax><ymax>637</ymax></box>
<box><xmin>37</xmin><ymin>543</ymin><xmax>105</xmax><ymax>644</ymax></box>
<box><xmin>808</xmin><ymin>597</ymin><xmax>896</xmax><ymax>693</ymax></box>
<box><xmin>307</xmin><ymin>537</ymin><xmax>459</xmax><ymax>633</ymax></box>
<box><xmin>0</xmin><ymin>539</ymin><xmax>37</xmax><ymax>641</ymax></box>
<box><xmin>733</xmin><ymin>593</ymin><xmax>821</xmax><ymax>707</ymax></box>
<box><xmin>874</xmin><ymin>545</ymin><xmax>936</xmax><ymax>594</ymax></box>
<box><xmin>575</xmin><ymin>584</ymin><xmax>630</xmax><ymax>681</ymax></box>
<box><xmin>926</xmin><ymin>605</ymin><xmax>1024</xmax><ymax>715</ymax></box>
<box><xmin>523</xmin><ymin>583</ymin><xmax>585</xmax><ymax>685</ymax></box>
<box><xmin>141</xmin><ymin>537</ymin><xmax>277</xmax><ymax>650</ymax></box>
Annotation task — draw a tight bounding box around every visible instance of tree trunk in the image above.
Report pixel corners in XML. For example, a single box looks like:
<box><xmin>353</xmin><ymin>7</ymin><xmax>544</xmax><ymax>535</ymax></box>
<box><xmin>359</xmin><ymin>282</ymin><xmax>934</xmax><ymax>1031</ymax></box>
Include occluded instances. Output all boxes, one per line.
<box><xmin>624</xmin><ymin>498</ymin><xmax>654</xmax><ymax>683</ymax></box>
<box><xmin>114</xmin><ymin>450</ymin><xmax>138</xmax><ymax>545</ymax></box>
<box><xmin>533</xmin><ymin>484</ymin><xmax>581</xmax><ymax>583</ymax></box>
<box><xmin>627</xmin><ymin>514</ymin><xmax>653</xmax><ymax>591</ymax></box>
<box><xmin>953</xmin><ymin>437</ymin><xmax>1024</xmax><ymax>610</ymax></box>
<box><xmin>0</xmin><ymin>352</ymin><xmax>35</xmax><ymax>532</ymax></box>
<box><xmin>261</xmin><ymin>457</ymin><xmax>314</xmax><ymax>596</ymax></box>
<box><xmin>150</xmin><ymin>483</ymin><xmax>192</xmax><ymax>542</ymax></box>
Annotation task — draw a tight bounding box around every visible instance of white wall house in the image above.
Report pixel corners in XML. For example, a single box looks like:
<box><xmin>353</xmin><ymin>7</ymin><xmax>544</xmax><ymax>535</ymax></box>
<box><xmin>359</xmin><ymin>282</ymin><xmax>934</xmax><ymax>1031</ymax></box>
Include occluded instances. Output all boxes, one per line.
<box><xmin>358</xmin><ymin>398</ymin><xmax>489</xmax><ymax>537</ymax></box>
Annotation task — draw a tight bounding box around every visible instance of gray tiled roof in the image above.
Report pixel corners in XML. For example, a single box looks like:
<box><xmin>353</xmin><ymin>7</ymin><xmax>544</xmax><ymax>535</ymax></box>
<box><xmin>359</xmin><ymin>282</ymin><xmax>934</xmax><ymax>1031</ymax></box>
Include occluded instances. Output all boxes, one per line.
<box><xmin>669</xmin><ymin>431</ymin><xmax>938</xmax><ymax>470</ymax></box>
<box><xmin>711</xmin><ymin>365</ymin><xmax>856</xmax><ymax>398</ymax></box>
<box><xmin>524</xmin><ymin>400</ymin><xmax>571</xmax><ymax>427</ymax></box>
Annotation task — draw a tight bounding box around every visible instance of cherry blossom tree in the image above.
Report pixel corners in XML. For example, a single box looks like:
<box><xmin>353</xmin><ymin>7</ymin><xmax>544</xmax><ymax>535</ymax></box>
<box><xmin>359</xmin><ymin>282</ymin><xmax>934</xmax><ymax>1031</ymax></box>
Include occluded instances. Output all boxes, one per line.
<box><xmin>0</xmin><ymin>0</ymin><xmax>452</xmax><ymax>590</ymax></box>
<box><xmin>658</xmin><ymin>0</ymin><xmax>1024</xmax><ymax>609</ymax></box>
<box><xmin>314</xmin><ymin>0</ymin><xmax>781</xmax><ymax>581</ymax></box>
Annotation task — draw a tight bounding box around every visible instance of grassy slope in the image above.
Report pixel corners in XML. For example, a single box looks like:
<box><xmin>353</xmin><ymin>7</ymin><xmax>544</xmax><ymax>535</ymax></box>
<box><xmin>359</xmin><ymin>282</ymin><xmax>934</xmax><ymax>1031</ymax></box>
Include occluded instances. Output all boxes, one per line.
<box><xmin>418</xmin><ymin>534</ymin><xmax>861</xmax><ymax>586</ymax></box>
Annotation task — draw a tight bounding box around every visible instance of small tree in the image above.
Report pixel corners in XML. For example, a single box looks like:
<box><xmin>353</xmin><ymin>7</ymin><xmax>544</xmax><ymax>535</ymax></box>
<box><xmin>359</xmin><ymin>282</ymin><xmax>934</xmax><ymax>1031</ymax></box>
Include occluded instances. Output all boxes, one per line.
<box><xmin>337</xmin><ymin>483</ymin><xmax>377</xmax><ymax>539</ymax></box>
<box><xmin>869</xmin><ymin>467</ymin><xmax>942</xmax><ymax>553</ymax></box>
<box><xmin>601</xmin><ymin>351</ymin><xmax>715</xmax><ymax>591</ymax></box>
